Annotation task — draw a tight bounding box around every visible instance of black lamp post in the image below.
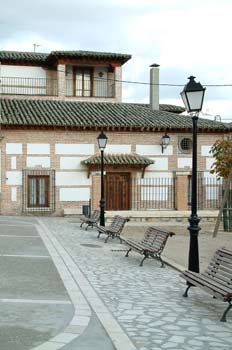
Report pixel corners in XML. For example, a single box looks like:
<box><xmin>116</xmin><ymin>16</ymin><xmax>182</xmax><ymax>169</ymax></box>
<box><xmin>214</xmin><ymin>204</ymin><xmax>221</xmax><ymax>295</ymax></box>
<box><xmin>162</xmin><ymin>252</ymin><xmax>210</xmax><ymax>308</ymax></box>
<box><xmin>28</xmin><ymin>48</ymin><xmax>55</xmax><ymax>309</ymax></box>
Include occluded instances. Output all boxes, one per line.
<box><xmin>180</xmin><ymin>76</ymin><xmax>206</xmax><ymax>273</ymax></box>
<box><xmin>97</xmin><ymin>131</ymin><xmax>108</xmax><ymax>226</ymax></box>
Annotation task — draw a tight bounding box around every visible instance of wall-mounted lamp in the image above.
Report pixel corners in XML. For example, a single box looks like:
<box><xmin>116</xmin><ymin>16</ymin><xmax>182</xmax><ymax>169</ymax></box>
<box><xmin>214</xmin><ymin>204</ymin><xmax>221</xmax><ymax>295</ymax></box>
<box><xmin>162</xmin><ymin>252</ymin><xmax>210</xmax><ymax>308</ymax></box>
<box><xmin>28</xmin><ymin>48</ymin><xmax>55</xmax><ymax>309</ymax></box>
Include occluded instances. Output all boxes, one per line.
<box><xmin>160</xmin><ymin>133</ymin><xmax>170</xmax><ymax>153</ymax></box>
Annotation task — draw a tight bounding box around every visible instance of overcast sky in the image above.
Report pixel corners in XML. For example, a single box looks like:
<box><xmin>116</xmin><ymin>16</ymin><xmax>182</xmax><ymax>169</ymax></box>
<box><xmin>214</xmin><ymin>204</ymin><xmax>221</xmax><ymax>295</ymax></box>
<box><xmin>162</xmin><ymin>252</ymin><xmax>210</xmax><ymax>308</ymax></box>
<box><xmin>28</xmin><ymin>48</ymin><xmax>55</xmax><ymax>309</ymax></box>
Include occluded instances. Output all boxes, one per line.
<box><xmin>1</xmin><ymin>0</ymin><xmax>232</xmax><ymax>121</ymax></box>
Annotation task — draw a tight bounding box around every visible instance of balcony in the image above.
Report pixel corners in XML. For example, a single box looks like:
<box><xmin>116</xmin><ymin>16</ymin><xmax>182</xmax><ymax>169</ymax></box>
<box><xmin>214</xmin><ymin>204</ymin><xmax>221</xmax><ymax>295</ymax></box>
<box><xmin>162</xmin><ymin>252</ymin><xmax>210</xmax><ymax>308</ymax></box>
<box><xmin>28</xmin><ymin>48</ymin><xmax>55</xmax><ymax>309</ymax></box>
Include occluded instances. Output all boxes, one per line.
<box><xmin>0</xmin><ymin>77</ymin><xmax>58</xmax><ymax>96</ymax></box>
<box><xmin>0</xmin><ymin>77</ymin><xmax>116</xmax><ymax>99</ymax></box>
<box><xmin>65</xmin><ymin>78</ymin><xmax>115</xmax><ymax>98</ymax></box>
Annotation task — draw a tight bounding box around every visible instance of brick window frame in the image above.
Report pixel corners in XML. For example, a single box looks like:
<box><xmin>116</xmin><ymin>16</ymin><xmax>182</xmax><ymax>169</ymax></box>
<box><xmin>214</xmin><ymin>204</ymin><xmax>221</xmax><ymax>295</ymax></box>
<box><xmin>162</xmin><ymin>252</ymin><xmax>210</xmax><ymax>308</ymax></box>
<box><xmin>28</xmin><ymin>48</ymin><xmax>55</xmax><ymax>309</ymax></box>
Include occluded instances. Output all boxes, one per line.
<box><xmin>178</xmin><ymin>136</ymin><xmax>193</xmax><ymax>154</ymax></box>
<box><xmin>22</xmin><ymin>169</ymin><xmax>55</xmax><ymax>213</ymax></box>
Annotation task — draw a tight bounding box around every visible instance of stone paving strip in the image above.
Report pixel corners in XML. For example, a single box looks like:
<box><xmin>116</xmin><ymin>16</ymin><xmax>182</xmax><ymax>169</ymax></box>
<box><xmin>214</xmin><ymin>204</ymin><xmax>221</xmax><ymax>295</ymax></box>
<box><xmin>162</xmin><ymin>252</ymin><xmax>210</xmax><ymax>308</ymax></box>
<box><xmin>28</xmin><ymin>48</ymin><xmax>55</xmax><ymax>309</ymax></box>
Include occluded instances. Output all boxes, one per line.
<box><xmin>41</xmin><ymin>218</ymin><xmax>232</xmax><ymax>350</ymax></box>
<box><xmin>0</xmin><ymin>299</ymin><xmax>72</xmax><ymax>305</ymax></box>
<box><xmin>37</xmin><ymin>219</ymin><xmax>135</xmax><ymax>350</ymax></box>
<box><xmin>0</xmin><ymin>218</ymin><xmax>74</xmax><ymax>350</ymax></box>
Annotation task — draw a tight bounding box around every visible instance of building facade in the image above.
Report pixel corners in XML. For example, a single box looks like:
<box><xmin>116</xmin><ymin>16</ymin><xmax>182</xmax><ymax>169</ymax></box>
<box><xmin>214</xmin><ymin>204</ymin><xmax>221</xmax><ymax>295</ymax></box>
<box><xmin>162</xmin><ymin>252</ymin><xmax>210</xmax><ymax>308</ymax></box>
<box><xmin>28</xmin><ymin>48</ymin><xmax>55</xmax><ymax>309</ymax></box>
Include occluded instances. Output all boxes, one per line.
<box><xmin>0</xmin><ymin>50</ymin><xmax>230</xmax><ymax>216</ymax></box>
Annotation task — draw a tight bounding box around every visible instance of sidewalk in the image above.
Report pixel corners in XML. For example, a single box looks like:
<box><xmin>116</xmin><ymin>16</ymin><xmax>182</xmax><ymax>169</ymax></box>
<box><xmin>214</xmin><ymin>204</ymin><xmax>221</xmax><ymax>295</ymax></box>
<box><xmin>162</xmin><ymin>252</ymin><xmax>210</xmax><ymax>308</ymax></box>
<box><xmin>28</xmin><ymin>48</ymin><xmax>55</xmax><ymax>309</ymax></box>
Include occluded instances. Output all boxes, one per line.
<box><xmin>0</xmin><ymin>217</ymin><xmax>74</xmax><ymax>350</ymax></box>
<box><xmin>38</xmin><ymin>217</ymin><xmax>232</xmax><ymax>350</ymax></box>
<box><xmin>122</xmin><ymin>221</ymin><xmax>232</xmax><ymax>271</ymax></box>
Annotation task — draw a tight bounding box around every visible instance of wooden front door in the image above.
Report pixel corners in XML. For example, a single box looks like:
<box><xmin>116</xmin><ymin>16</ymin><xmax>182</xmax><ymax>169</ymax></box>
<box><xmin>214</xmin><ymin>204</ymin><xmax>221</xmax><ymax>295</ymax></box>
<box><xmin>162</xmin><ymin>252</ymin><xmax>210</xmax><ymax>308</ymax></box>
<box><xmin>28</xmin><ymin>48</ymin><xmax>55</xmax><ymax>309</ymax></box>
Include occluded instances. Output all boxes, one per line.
<box><xmin>105</xmin><ymin>173</ymin><xmax>131</xmax><ymax>210</ymax></box>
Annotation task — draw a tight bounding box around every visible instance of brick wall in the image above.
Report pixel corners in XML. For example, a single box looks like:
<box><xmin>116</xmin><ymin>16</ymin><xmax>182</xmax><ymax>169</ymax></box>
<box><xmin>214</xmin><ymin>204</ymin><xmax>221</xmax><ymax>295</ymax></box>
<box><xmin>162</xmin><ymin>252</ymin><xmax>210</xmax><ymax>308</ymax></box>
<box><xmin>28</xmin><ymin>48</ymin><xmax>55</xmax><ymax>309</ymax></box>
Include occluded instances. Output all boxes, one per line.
<box><xmin>0</xmin><ymin>128</ymin><xmax>225</xmax><ymax>216</ymax></box>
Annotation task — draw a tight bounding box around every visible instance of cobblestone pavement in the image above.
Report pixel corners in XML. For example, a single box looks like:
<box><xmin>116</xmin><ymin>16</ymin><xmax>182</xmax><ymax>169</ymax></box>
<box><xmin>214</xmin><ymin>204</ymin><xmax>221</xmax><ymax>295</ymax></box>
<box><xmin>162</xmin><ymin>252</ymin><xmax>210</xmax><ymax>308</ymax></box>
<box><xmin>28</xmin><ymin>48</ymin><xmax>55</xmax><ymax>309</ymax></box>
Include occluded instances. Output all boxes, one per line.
<box><xmin>40</xmin><ymin>217</ymin><xmax>232</xmax><ymax>350</ymax></box>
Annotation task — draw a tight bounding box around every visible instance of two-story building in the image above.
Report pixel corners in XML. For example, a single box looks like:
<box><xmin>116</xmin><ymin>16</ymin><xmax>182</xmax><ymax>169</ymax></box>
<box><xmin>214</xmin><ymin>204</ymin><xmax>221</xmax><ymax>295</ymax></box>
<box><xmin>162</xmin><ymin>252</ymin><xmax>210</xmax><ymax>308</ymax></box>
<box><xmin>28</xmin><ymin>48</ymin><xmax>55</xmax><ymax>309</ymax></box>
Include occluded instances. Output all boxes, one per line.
<box><xmin>0</xmin><ymin>50</ymin><xmax>230</xmax><ymax>216</ymax></box>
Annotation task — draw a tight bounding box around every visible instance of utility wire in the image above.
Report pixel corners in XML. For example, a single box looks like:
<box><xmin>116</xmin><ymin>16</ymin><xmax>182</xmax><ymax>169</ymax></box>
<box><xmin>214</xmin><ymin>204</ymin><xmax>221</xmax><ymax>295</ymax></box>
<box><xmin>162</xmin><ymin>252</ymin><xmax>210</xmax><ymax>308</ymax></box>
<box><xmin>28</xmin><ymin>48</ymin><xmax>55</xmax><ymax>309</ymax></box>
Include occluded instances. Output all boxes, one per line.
<box><xmin>56</xmin><ymin>68</ymin><xmax>232</xmax><ymax>87</ymax></box>
<box><xmin>1</xmin><ymin>66</ymin><xmax>232</xmax><ymax>87</ymax></box>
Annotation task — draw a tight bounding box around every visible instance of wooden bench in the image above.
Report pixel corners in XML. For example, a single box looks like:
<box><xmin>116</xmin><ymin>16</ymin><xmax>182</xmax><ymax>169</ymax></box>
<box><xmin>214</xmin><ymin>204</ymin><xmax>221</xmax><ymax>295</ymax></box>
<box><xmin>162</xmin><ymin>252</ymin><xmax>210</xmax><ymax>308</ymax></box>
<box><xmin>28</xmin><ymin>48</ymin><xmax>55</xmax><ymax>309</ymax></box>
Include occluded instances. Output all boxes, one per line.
<box><xmin>80</xmin><ymin>210</ymin><xmax>100</xmax><ymax>230</ymax></box>
<box><xmin>97</xmin><ymin>215</ymin><xmax>130</xmax><ymax>243</ymax></box>
<box><xmin>180</xmin><ymin>247</ymin><xmax>232</xmax><ymax>322</ymax></box>
<box><xmin>120</xmin><ymin>226</ymin><xmax>175</xmax><ymax>267</ymax></box>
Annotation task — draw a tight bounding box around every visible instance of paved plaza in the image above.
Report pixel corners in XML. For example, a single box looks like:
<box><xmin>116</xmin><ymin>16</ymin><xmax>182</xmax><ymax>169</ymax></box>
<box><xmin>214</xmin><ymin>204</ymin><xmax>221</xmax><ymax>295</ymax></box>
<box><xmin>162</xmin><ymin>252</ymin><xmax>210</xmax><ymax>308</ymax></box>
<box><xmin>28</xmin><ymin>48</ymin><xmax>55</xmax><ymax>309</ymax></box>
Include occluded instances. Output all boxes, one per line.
<box><xmin>0</xmin><ymin>216</ymin><xmax>232</xmax><ymax>349</ymax></box>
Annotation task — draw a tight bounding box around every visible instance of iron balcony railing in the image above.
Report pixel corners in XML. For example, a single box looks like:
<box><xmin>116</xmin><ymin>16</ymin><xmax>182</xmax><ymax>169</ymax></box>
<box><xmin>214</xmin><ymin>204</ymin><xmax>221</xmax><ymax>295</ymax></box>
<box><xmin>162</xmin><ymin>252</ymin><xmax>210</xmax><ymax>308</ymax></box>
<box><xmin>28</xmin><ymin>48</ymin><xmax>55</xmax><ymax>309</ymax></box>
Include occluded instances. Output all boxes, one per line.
<box><xmin>132</xmin><ymin>177</ymin><xmax>176</xmax><ymax>210</ymax></box>
<box><xmin>188</xmin><ymin>173</ymin><xmax>223</xmax><ymax>210</ymax></box>
<box><xmin>65</xmin><ymin>78</ymin><xmax>115</xmax><ymax>98</ymax></box>
<box><xmin>0</xmin><ymin>77</ymin><xmax>58</xmax><ymax>96</ymax></box>
<box><xmin>106</xmin><ymin>175</ymin><xmax>223</xmax><ymax>211</ymax></box>
<box><xmin>0</xmin><ymin>77</ymin><xmax>115</xmax><ymax>98</ymax></box>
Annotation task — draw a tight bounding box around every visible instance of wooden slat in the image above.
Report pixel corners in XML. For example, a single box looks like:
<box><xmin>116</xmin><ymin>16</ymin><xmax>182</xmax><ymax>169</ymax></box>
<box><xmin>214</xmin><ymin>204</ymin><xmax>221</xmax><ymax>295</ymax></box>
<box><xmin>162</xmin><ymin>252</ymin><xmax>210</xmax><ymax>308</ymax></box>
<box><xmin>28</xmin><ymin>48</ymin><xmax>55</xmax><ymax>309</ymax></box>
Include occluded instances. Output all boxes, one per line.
<box><xmin>181</xmin><ymin>248</ymin><xmax>232</xmax><ymax>304</ymax></box>
<box><xmin>181</xmin><ymin>272</ymin><xmax>232</xmax><ymax>296</ymax></box>
<box><xmin>218</xmin><ymin>248</ymin><xmax>232</xmax><ymax>257</ymax></box>
<box><xmin>213</xmin><ymin>256</ymin><xmax>232</xmax><ymax>267</ymax></box>
<box><xmin>205</xmin><ymin>265</ymin><xmax>232</xmax><ymax>281</ymax></box>
<box><xmin>202</xmin><ymin>272</ymin><xmax>232</xmax><ymax>287</ymax></box>
<box><xmin>122</xmin><ymin>226</ymin><xmax>173</xmax><ymax>258</ymax></box>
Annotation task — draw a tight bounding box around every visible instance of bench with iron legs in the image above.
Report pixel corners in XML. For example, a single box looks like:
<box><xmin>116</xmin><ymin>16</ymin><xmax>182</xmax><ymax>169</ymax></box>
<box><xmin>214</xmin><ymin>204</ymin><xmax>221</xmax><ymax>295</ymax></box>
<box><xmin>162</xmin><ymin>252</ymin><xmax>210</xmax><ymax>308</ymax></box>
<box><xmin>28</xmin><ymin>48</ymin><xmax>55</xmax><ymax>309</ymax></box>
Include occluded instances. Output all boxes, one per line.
<box><xmin>97</xmin><ymin>215</ymin><xmax>130</xmax><ymax>243</ymax></box>
<box><xmin>180</xmin><ymin>247</ymin><xmax>232</xmax><ymax>322</ymax></box>
<box><xmin>80</xmin><ymin>210</ymin><xmax>100</xmax><ymax>231</ymax></box>
<box><xmin>120</xmin><ymin>226</ymin><xmax>175</xmax><ymax>267</ymax></box>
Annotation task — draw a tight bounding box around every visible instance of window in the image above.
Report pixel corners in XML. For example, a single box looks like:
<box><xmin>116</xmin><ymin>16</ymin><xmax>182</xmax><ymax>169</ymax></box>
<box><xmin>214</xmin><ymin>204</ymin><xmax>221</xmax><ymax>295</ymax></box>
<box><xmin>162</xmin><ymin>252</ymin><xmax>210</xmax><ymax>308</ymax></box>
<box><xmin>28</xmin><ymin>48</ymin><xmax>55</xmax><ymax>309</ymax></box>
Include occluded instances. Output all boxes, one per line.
<box><xmin>28</xmin><ymin>175</ymin><xmax>49</xmax><ymax>208</ymax></box>
<box><xmin>23</xmin><ymin>169</ymin><xmax>55</xmax><ymax>212</ymax></box>
<box><xmin>75</xmin><ymin>68</ymin><xmax>93</xmax><ymax>97</ymax></box>
<box><xmin>179</xmin><ymin>137</ymin><xmax>192</xmax><ymax>154</ymax></box>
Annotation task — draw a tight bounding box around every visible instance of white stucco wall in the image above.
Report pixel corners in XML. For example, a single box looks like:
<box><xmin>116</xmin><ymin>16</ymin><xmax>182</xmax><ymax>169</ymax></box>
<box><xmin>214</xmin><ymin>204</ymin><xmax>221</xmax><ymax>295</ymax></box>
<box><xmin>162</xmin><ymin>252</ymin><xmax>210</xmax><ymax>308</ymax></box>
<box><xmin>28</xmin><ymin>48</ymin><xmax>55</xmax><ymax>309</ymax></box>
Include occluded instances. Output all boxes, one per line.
<box><xmin>142</xmin><ymin>172</ymin><xmax>173</xmax><ymax>179</ymax></box>
<box><xmin>60</xmin><ymin>157</ymin><xmax>86</xmax><ymax>170</ymax></box>
<box><xmin>26</xmin><ymin>157</ymin><xmax>50</xmax><ymax>168</ymax></box>
<box><xmin>141</xmin><ymin>187</ymin><xmax>168</xmax><ymax>201</ymax></box>
<box><xmin>1</xmin><ymin>66</ymin><xmax>47</xmax><ymax>95</ymax></box>
<box><xmin>56</xmin><ymin>172</ymin><xmax>91</xmax><ymax>186</ymax></box>
<box><xmin>94</xmin><ymin>66</ymin><xmax>108</xmax><ymax>97</ymax></box>
<box><xmin>201</xmin><ymin>145</ymin><xmax>213</xmax><ymax>156</ymax></box>
<box><xmin>136</xmin><ymin>144</ymin><xmax>173</xmax><ymax>156</ymax></box>
<box><xmin>177</xmin><ymin>158</ymin><xmax>192</xmax><ymax>168</ymax></box>
<box><xmin>55</xmin><ymin>144</ymin><xmax>94</xmax><ymax>155</ymax></box>
<box><xmin>206</xmin><ymin>158</ymin><xmax>215</xmax><ymax>170</ymax></box>
<box><xmin>27</xmin><ymin>144</ymin><xmax>50</xmax><ymax>155</ymax></box>
<box><xmin>11</xmin><ymin>187</ymin><xmax>17</xmax><ymax>202</ymax></box>
<box><xmin>6</xmin><ymin>143</ymin><xmax>22</xmax><ymax>155</ymax></box>
<box><xmin>147</xmin><ymin>157</ymin><xmax>168</xmax><ymax>171</ymax></box>
<box><xmin>105</xmin><ymin>144</ymin><xmax>131</xmax><ymax>153</ymax></box>
<box><xmin>1</xmin><ymin>65</ymin><xmax>46</xmax><ymax>78</ymax></box>
<box><xmin>10</xmin><ymin>157</ymin><xmax>16</xmax><ymax>170</ymax></box>
<box><xmin>59</xmin><ymin>187</ymin><xmax>90</xmax><ymax>201</ymax></box>
<box><xmin>6</xmin><ymin>171</ymin><xmax>22</xmax><ymax>185</ymax></box>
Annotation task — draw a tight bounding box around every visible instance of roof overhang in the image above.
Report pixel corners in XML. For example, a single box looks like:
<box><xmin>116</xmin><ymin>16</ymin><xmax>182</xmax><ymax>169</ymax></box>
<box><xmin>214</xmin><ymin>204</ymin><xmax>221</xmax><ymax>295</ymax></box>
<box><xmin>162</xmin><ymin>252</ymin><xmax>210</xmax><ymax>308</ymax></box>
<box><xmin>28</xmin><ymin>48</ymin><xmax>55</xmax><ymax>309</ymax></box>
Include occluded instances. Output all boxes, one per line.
<box><xmin>82</xmin><ymin>153</ymin><xmax>154</xmax><ymax>178</ymax></box>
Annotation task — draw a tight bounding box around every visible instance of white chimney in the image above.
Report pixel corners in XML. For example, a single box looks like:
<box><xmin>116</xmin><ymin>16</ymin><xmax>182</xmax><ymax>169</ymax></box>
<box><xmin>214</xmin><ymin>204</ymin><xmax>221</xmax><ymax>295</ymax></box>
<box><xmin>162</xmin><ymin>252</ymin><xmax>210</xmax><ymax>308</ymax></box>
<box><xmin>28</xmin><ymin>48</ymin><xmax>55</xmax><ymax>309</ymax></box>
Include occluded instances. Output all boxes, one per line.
<box><xmin>150</xmin><ymin>63</ymin><xmax>160</xmax><ymax>110</ymax></box>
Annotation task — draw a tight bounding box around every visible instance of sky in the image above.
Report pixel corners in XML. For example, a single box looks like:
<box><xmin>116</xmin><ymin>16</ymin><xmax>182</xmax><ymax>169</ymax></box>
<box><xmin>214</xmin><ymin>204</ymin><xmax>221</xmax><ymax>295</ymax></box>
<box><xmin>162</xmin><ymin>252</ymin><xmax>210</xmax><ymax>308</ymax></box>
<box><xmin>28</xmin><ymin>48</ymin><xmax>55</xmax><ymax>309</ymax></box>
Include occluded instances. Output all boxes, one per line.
<box><xmin>1</xmin><ymin>0</ymin><xmax>232</xmax><ymax>122</ymax></box>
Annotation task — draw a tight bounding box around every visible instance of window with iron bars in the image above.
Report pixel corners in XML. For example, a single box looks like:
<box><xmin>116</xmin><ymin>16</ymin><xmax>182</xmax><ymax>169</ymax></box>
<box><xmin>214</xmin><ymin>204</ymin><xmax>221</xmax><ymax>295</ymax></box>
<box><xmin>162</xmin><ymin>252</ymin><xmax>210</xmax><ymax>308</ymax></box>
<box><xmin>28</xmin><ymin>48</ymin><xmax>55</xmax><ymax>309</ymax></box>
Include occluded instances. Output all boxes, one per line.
<box><xmin>22</xmin><ymin>169</ymin><xmax>55</xmax><ymax>213</ymax></box>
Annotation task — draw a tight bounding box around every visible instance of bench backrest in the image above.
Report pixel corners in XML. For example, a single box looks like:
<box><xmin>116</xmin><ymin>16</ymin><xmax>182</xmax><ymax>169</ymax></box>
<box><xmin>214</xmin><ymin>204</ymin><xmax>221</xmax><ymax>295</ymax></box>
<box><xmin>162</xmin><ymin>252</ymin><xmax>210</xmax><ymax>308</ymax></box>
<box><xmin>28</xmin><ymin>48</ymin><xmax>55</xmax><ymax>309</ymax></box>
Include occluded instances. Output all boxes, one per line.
<box><xmin>110</xmin><ymin>215</ymin><xmax>130</xmax><ymax>234</ymax></box>
<box><xmin>91</xmin><ymin>210</ymin><xmax>100</xmax><ymax>221</ymax></box>
<box><xmin>203</xmin><ymin>248</ymin><xmax>232</xmax><ymax>289</ymax></box>
<box><xmin>141</xmin><ymin>226</ymin><xmax>175</xmax><ymax>253</ymax></box>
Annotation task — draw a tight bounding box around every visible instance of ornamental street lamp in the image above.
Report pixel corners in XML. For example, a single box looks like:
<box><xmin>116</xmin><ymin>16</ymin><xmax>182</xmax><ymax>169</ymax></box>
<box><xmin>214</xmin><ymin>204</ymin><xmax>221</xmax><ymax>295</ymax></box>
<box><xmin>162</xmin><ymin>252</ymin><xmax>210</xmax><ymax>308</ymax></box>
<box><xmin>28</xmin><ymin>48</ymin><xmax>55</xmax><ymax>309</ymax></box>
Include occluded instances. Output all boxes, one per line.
<box><xmin>160</xmin><ymin>133</ymin><xmax>170</xmax><ymax>153</ymax></box>
<box><xmin>180</xmin><ymin>76</ymin><xmax>206</xmax><ymax>273</ymax></box>
<box><xmin>97</xmin><ymin>131</ymin><xmax>108</xmax><ymax>226</ymax></box>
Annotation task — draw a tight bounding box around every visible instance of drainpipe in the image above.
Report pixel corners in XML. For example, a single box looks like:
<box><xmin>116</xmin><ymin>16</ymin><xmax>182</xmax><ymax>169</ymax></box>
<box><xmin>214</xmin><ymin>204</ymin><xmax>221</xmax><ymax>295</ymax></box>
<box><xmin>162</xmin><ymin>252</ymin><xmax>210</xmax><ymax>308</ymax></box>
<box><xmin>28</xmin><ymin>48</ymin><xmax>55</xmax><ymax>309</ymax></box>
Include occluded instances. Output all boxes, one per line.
<box><xmin>150</xmin><ymin>63</ymin><xmax>160</xmax><ymax>110</ymax></box>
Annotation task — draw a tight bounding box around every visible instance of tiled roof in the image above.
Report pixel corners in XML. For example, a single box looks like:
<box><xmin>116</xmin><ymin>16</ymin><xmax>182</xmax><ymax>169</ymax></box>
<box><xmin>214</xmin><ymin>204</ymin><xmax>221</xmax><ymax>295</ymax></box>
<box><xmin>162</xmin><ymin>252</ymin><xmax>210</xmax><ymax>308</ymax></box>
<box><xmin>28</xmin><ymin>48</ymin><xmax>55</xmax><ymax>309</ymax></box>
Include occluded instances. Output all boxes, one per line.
<box><xmin>0</xmin><ymin>50</ymin><xmax>131</xmax><ymax>65</ymax></box>
<box><xmin>49</xmin><ymin>50</ymin><xmax>131</xmax><ymax>64</ymax></box>
<box><xmin>158</xmin><ymin>104</ymin><xmax>185</xmax><ymax>113</ymax></box>
<box><xmin>82</xmin><ymin>153</ymin><xmax>154</xmax><ymax>166</ymax></box>
<box><xmin>132</xmin><ymin>103</ymin><xmax>185</xmax><ymax>114</ymax></box>
<box><xmin>0</xmin><ymin>51</ymin><xmax>48</xmax><ymax>63</ymax></box>
<box><xmin>0</xmin><ymin>98</ymin><xmax>228</xmax><ymax>132</ymax></box>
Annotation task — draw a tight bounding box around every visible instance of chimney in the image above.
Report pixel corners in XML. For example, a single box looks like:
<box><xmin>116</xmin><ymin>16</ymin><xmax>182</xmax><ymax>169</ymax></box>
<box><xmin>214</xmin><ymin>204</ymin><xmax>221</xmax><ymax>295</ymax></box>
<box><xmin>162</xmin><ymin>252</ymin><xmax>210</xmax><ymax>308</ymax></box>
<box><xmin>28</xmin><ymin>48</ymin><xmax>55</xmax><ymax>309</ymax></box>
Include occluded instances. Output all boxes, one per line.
<box><xmin>150</xmin><ymin>63</ymin><xmax>160</xmax><ymax>110</ymax></box>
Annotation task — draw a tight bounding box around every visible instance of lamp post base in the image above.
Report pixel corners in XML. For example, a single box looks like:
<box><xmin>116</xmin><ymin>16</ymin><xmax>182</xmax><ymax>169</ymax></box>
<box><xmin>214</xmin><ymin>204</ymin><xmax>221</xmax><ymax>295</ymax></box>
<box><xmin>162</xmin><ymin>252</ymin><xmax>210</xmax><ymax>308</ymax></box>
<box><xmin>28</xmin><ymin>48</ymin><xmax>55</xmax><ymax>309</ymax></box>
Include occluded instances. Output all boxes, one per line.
<box><xmin>188</xmin><ymin>214</ymin><xmax>201</xmax><ymax>273</ymax></box>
